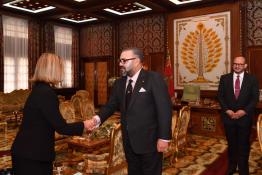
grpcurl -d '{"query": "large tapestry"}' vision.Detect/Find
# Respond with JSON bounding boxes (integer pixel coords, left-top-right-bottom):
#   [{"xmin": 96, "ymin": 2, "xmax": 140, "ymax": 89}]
[{"xmin": 174, "ymin": 11, "xmax": 231, "ymax": 90}]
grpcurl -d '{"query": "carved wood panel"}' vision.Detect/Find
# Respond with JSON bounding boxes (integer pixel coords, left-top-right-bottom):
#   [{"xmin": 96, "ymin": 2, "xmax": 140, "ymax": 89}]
[
  {"xmin": 247, "ymin": 0, "xmax": 262, "ymax": 46},
  {"xmin": 144, "ymin": 52, "xmax": 165, "ymax": 74},
  {"xmin": 119, "ymin": 14, "xmax": 165, "ymax": 55},
  {"xmin": 84, "ymin": 62, "xmax": 95, "ymax": 101},
  {"xmin": 83, "ymin": 58, "xmax": 109, "ymax": 107},
  {"xmin": 248, "ymin": 46, "xmax": 262, "ymax": 88},
  {"xmin": 96, "ymin": 62, "xmax": 108, "ymax": 105},
  {"xmin": 190, "ymin": 108, "xmax": 225, "ymax": 138},
  {"xmin": 80, "ymin": 23, "xmax": 113, "ymax": 57}
]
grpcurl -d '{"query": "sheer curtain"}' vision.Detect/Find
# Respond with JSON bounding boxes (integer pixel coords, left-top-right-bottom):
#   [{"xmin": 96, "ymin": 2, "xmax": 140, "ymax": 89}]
[
  {"xmin": 3, "ymin": 16, "xmax": 28, "ymax": 93},
  {"xmin": 54, "ymin": 26, "xmax": 73, "ymax": 88}
]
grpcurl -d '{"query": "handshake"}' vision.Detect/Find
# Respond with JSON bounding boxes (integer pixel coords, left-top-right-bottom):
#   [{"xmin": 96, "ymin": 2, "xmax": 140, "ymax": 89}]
[{"xmin": 83, "ymin": 117, "xmax": 98, "ymax": 131}]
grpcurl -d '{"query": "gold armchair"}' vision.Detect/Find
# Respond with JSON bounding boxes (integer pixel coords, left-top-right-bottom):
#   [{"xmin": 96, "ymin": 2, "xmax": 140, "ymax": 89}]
[
  {"xmin": 163, "ymin": 111, "xmax": 177, "ymax": 162},
  {"xmin": 59, "ymin": 101, "xmax": 76, "ymax": 123},
  {"xmin": 71, "ymin": 90, "xmax": 95, "ymax": 120},
  {"xmin": 171, "ymin": 105, "xmax": 191, "ymax": 162},
  {"xmin": 257, "ymin": 114, "xmax": 262, "ymax": 152},
  {"xmin": 83, "ymin": 123, "xmax": 127, "ymax": 175},
  {"xmin": 0, "ymin": 121, "xmax": 7, "ymax": 139}
]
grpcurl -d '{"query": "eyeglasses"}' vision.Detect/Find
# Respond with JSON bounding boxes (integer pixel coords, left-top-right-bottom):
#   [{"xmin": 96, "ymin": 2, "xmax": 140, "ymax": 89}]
[
  {"xmin": 118, "ymin": 58, "xmax": 136, "ymax": 64},
  {"xmin": 233, "ymin": 63, "xmax": 245, "ymax": 66}
]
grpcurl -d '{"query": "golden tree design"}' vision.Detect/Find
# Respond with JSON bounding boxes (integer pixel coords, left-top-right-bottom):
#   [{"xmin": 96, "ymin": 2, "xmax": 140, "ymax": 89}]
[{"xmin": 181, "ymin": 22, "xmax": 222, "ymax": 83}]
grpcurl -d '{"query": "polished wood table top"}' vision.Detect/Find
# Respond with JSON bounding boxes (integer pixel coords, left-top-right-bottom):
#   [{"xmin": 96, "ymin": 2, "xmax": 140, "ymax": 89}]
[{"xmin": 67, "ymin": 136, "xmax": 110, "ymax": 150}]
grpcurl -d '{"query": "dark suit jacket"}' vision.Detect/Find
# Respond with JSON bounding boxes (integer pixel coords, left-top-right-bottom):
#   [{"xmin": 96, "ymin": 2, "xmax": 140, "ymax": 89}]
[
  {"xmin": 98, "ymin": 69, "xmax": 172, "ymax": 154},
  {"xmin": 11, "ymin": 82, "xmax": 84, "ymax": 161},
  {"xmin": 217, "ymin": 72, "xmax": 259, "ymax": 123}
]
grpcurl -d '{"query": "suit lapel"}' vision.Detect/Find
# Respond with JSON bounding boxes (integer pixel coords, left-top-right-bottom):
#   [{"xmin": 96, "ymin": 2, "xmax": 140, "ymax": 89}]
[
  {"xmin": 229, "ymin": 73, "xmax": 236, "ymax": 100},
  {"xmin": 121, "ymin": 76, "xmax": 128, "ymax": 111},
  {"xmin": 127, "ymin": 69, "xmax": 146, "ymax": 110},
  {"xmin": 238, "ymin": 72, "xmax": 248, "ymax": 100}
]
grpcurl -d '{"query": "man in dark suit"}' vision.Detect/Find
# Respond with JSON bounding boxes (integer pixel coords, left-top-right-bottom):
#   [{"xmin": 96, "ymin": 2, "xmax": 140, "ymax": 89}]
[
  {"xmin": 217, "ymin": 56, "xmax": 259, "ymax": 175},
  {"xmin": 88, "ymin": 47, "xmax": 172, "ymax": 175}
]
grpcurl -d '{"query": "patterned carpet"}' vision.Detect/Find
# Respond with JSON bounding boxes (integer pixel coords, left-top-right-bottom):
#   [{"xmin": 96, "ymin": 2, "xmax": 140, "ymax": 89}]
[
  {"xmin": 163, "ymin": 135, "xmax": 227, "ymax": 175},
  {"xmin": 249, "ymin": 140, "xmax": 262, "ymax": 174},
  {"xmin": 0, "ymin": 128, "xmax": 262, "ymax": 174},
  {"xmin": 163, "ymin": 135, "xmax": 262, "ymax": 175}
]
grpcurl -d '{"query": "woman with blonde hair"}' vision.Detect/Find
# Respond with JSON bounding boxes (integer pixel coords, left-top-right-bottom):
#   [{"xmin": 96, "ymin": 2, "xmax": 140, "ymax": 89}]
[{"xmin": 11, "ymin": 53, "xmax": 93, "ymax": 175}]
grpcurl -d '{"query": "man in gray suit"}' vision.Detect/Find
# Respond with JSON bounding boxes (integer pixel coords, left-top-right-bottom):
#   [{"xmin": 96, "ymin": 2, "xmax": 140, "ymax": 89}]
[
  {"xmin": 87, "ymin": 47, "xmax": 172, "ymax": 175},
  {"xmin": 218, "ymin": 56, "xmax": 259, "ymax": 175}
]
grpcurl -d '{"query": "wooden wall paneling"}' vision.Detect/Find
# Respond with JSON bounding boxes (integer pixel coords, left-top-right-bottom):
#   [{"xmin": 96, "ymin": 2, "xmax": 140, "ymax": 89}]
[
  {"xmin": 118, "ymin": 14, "xmax": 165, "ymax": 55},
  {"xmin": 112, "ymin": 22, "xmax": 119, "ymax": 77},
  {"xmin": 96, "ymin": 62, "xmax": 108, "ymax": 105},
  {"xmin": 143, "ymin": 52, "xmax": 165, "ymax": 74},
  {"xmin": 149, "ymin": 52, "xmax": 165, "ymax": 74},
  {"xmin": 248, "ymin": 46, "xmax": 262, "ymax": 88},
  {"xmin": 80, "ymin": 23, "xmax": 113, "ymax": 57},
  {"xmin": 81, "ymin": 56, "xmax": 112, "ymax": 107},
  {"xmin": 247, "ymin": 0, "xmax": 262, "ymax": 47},
  {"xmin": 143, "ymin": 54, "xmax": 151, "ymax": 71},
  {"xmin": 84, "ymin": 62, "xmax": 95, "ymax": 102}
]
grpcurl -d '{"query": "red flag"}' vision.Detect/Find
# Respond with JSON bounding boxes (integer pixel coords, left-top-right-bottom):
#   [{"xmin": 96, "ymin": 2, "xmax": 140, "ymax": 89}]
[{"xmin": 164, "ymin": 56, "xmax": 174, "ymax": 97}]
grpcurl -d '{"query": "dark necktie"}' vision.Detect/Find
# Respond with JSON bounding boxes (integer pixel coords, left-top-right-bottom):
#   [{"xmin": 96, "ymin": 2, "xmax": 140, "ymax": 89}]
[
  {"xmin": 235, "ymin": 75, "xmax": 240, "ymax": 99},
  {"xmin": 125, "ymin": 79, "xmax": 133, "ymax": 108}
]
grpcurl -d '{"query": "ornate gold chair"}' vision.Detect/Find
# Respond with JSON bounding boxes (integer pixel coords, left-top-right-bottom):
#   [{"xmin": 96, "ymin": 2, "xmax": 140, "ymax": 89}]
[
  {"xmin": 59, "ymin": 100, "xmax": 76, "ymax": 123},
  {"xmin": 163, "ymin": 110, "xmax": 177, "ymax": 163},
  {"xmin": 257, "ymin": 114, "xmax": 262, "ymax": 152},
  {"xmin": 71, "ymin": 90, "xmax": 95, "ymax": 120},
  {"xmin": 0, "ymin": 121, "xmax": 7, "ymax": 139},
  {"xmin": 83, "ymin": 123, "xmax": 127, "ymax": 175},
  {"xmin": 55, "ymin": 100, "xmax": 76, "ymax": 143},
  {"xmin": 171, "ymin": 105, "xmax": 191, "ymax": 162},
  {"xmin": 0, "ymin": 89, "xmax": 30, "ymax": 125}
]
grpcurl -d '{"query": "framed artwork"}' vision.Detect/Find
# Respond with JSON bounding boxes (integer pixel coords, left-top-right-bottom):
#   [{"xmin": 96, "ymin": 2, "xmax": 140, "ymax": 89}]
[{"xmin": 174, "ymin": 11, "xmax": 231, "ymax": 90}]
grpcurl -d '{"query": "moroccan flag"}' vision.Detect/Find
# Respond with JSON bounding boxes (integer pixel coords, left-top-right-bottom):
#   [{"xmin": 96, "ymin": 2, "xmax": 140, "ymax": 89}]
[{"xmin": 164, "ymin": 56, "xmax": 174, "ymax": 97}]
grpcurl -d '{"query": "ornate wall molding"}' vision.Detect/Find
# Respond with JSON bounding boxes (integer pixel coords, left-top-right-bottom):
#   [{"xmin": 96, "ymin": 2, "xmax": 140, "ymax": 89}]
[
  {"xmin": 80, "ymin": 23, "xmax": 113, "ymax": 57},
  {"xmin": 119, "ymin": 14, "xmax": 165, "ymax": 54},
  {"xmin": 247, "ymin": 0, "xmax": 262, "ymax": 46}
]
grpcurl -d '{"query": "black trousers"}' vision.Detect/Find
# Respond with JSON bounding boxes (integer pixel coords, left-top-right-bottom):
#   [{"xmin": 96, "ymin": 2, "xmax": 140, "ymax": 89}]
[
  {"xmin": 12, "ymin": 154, "xmax": 52, "ymax": 175},
  {"xmin": 224, "ymin": 118, "xmax": 252, "ymax": 175},
  {"xmin": 123, "ymin": 134, "xmax": 162, "ymax": 175}
]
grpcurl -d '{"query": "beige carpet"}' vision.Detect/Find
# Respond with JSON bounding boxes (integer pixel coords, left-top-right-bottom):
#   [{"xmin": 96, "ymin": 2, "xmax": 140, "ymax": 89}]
[{"xmin": 163, "ymin": 135, "xmax": 227, "ymax": 175}]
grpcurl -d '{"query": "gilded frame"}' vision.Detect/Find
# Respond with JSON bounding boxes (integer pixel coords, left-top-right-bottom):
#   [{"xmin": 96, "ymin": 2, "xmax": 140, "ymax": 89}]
[{"xmin": 173, "ymin": 11, "xmax": 231, "ymax": 90}]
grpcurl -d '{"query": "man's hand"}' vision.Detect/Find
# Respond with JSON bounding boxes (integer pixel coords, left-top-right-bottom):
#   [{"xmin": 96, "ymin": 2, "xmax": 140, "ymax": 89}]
[
  {"xmin": 157, "ymin": 139, "xmax": 169, "ymax": 152},
  {"xmin": 233, "ymin": 110, "xmax": 246, "ymax": 119},
  {"xmin": 226, "ymin": 110, "xmax": 235, "ymax": 119},
  {"xmin": 83, "ymin": 118, "xmax": 97, "ymax": 131}
]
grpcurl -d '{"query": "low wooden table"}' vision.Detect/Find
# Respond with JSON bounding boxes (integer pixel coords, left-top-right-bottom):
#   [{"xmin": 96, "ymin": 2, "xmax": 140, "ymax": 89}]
[{"xmin": 66, "ymin": 137, "xmax": 110, "ymax": 153}]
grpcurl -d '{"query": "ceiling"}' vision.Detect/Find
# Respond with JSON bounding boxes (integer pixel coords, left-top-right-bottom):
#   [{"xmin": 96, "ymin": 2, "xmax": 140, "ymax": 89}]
[{"xmin": 1, "ymin": 0, "xmax": 225, "ymax": 25}]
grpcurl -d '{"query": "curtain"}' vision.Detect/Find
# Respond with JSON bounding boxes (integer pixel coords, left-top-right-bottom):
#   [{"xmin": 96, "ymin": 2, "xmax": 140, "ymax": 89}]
[
  {"xmin": 3, "ymin": 15, "xmax": 28, "ymax": 93},
  {"xmin": 43, "ymin": 22, "xmax": 55, "ymax": 53},
  {"xmin": 54, "ymin": 25, "xmax": 73, "ymax": 88},
  {"xmin": 72, "ymin": 28, "xmax": 79, "ymax": 88},
  {"xmin": 28, "ymin": 19, "xmax": 40, "ymax": 87}
]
